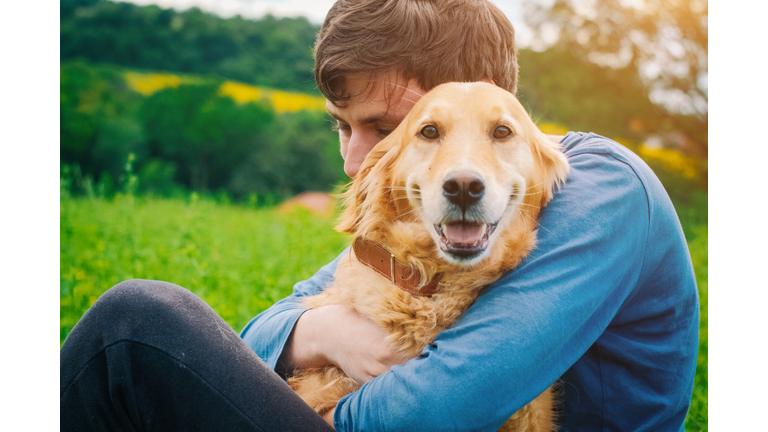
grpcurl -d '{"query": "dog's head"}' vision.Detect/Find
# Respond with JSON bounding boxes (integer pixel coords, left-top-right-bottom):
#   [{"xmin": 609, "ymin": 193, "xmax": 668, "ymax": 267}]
[{"xmin": 338, "ymin": 82, "xmax": 569, "ymax": 267}]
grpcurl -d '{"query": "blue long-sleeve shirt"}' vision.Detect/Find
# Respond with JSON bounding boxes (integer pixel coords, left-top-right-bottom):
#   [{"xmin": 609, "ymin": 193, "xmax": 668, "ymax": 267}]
[{"xmin": 241, "ymin": 132, "xmax": 699, "ymax": 431}]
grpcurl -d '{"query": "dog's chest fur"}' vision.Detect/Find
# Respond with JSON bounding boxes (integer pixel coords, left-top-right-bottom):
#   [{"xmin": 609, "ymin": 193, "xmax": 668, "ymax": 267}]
[
  {"xmin": 304, "ymin": 259, "xmax": 479, "ymax": 357},
  {"xmin": 292, "ymin": 220, "xmax": 556, "ymax": 431},
  {"xmin": 302, "ymin": 218, "xmax": 538, "ymax": 357}
]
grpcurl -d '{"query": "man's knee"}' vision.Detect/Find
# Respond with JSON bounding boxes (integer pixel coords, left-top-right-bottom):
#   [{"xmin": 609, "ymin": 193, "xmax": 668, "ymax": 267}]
[
  {"xmin": 77, "ymin": 279, "xmax": 205, "ymax": 342},
  {"xmin": 101, "ymin": 279, "xmax": 193, "ymax": 312}
]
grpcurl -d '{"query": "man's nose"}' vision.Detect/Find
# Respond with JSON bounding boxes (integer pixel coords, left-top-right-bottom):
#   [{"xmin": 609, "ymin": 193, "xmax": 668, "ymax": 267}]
[
  {"xmin": 442, "ymin": 171, "xmax": 485, "ymax": 211},
  {"xmin": 344, "ymin": 133, "xmax": 379, "ymax": 178}
]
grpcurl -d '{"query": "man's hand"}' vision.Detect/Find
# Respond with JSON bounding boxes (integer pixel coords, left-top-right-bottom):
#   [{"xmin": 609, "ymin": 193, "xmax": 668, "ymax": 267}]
[
  {"xmin": 282, "ymin": 304, "xmax": 411, "ymax": 384},
  {"xmin": 323, "ymin": 406, "xmax": 336, "ymax": 428}
]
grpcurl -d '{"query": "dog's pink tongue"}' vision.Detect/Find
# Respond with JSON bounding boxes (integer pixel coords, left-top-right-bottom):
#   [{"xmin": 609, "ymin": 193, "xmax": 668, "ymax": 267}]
[{"xmin": 444, "ymin": 223, "xmax": 484, "ymax": 245}]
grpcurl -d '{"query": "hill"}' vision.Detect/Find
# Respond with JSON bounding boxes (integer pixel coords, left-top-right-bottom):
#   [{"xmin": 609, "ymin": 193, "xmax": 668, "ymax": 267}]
[
  {"xmin": 61, "ymin": 60, "xmax": 342, "ymax": 200},
  {"xmin": 61, "ymin": 0, "xmax": 320, "ymax": 93}
]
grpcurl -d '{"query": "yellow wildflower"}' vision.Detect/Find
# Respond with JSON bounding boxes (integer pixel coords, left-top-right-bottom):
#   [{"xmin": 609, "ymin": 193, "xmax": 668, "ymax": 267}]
[
  {"xmin": 219, "ymin": 81, "xmax": 265, "ymax": 103},
  {"xmin": 537, "ymin": 122, "xmax": 570, "ymax": 136},
  {"xmin": 125, "ymin": 72, "xmax": 181, "ymax": 95},
  {"xmin": 638, "ymin": 144, "xmax": 699, "ymax": 179},
  {"xmin": 219, "ymin": 81, "xmax": 325, "ymax": 113}
]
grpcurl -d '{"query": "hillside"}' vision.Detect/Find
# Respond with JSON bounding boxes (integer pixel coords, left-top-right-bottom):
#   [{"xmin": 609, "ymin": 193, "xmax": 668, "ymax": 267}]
[
  {"xmin": 61, "ymin": 60, "xmax": 342, "ymax": 200},
  {"xmin": 61, "ymin": 0, "xmax": 320, "ymax": 93}
]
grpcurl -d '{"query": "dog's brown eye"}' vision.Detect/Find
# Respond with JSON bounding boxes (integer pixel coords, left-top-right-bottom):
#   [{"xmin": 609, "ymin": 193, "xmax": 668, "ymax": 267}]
[
  {"xmin": 420, "ymin": 125, "xmax": 439, "ymax": 140},
  {"xmin": 493, "ymin": 125, "xmax": 513, "ymax": 139}
]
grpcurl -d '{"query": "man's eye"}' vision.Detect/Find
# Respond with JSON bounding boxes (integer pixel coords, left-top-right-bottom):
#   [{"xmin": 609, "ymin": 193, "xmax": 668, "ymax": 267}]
[
  {"xmin": 332, "ymin": 122, "xmax": 351, "ymax": 133},
  {"xmin": 377, "ymin": 129, "xmax": 393, "ymax": 137}
]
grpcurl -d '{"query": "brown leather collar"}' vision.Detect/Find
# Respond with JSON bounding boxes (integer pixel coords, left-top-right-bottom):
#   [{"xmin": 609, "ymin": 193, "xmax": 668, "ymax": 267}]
[{"xmin": 352, "ymin": 237, "xmax": 440, "ymax": 297}]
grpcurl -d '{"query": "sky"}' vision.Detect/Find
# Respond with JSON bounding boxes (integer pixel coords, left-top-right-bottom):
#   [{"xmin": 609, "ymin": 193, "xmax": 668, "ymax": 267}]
[{"xmin": 122, "ymin": 0, "xmax": 535, "ymax": 45}]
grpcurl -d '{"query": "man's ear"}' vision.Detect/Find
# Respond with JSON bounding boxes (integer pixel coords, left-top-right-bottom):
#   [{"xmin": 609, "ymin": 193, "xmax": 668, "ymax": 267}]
[
  {"xmin": 336, "ymin": 129, "xmax": 404, "ymax": 234},
  {"xmin": 480, "ymin": 78, "xmax": 496, "ymax": 86}
]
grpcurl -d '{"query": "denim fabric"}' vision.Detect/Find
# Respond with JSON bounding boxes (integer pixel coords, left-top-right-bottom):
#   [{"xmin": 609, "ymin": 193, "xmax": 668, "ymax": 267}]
[{"xmin": 60, "ymin": 279, "xmax": 334, "ymax": 432}]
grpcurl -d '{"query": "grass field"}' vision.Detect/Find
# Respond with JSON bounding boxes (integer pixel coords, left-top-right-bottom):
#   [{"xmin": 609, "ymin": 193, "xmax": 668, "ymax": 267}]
[
  {"xmin": 60, "ymin": 193, "xmax": 708, "ymax": 430},
  {"xmin": 59, "ymin": 194, "xmax": 350, "ymax": 342}
]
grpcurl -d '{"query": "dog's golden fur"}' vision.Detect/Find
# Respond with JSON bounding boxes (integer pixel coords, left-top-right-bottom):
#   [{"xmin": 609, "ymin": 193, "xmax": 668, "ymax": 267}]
[{"xmin": 288, "ymin": 82, "xmax": 569, "ymax": 431}]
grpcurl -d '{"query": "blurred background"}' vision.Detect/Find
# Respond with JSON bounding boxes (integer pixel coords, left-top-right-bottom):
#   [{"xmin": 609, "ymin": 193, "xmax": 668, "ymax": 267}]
[
  {"xmin": 60, "ymin": 0, "xmax": 707, "ymax": 213},
  {"xmin": 59, "ymin": 0, "xmax": 707, "ymax": 429}
]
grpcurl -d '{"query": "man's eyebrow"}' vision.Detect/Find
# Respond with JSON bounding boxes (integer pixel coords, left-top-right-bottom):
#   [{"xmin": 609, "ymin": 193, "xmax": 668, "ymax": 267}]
[
  {"xmin": 359, "ymin": 114, "xmax": 389, "ymax": 125},
  {"xmin": 326, "ymin": 109, "xmax": 343, "ymax": 121},
  {"xmin": 325, "ymin": 108, "xmax": 397, "ymax": 125}
]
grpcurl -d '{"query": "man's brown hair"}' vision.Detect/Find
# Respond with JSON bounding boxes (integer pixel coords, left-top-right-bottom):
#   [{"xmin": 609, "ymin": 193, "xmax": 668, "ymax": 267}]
[{"xmin": 314, "ymin": 0, "xmax": 518, "ymax": 105}]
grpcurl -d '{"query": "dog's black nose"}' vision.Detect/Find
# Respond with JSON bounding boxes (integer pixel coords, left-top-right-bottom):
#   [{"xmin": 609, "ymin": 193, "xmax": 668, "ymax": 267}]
[{"xmin": 442, "ymin": 172, "xmax": 485, "ymax": 211}]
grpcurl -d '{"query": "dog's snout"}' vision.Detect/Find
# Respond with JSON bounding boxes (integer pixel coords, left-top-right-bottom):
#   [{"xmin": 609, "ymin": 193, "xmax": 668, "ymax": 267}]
[{"xmin": 442, "ymin": 172, "xmax": 485, "ymax": 211}]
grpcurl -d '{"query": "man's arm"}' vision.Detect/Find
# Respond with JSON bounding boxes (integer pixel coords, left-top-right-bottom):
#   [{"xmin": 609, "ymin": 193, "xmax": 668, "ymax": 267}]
[
  {"xmin": 241, "ymin": 250, "xmax": 410, "ymax": 383},
  {"xmin": 244, "ymin": 135, "xmax": 696, "ymax": 431},
  {"xmin": 280, "ymin": 304, "xmax": 411, "ymax": 383},
  {"xmin": 330, "ymin": 144, "xmax": 662, "ymax": 431},
  {"xmin": 240, "ymin": 253, "xmax": 344, "ymax": 373}
]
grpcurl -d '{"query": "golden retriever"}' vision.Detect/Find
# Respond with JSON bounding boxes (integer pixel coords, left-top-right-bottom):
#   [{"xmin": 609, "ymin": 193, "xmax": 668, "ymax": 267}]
[{"xmin": 288, "ymin": 82, "xmax": 570, "ymax": 432}]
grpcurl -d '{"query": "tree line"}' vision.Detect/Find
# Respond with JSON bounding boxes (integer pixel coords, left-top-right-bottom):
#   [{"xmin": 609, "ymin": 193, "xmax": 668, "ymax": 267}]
[
  {"xmin": 61, "ymin": 0, "xmax": 319, "ymax": 94},
  {"xmin": 60, "ymin": 0, "xmax": 706, "ymax": 205},
  {"xmin": 61, "ymin": 60, "xmax": 344, "ymax": 202}
]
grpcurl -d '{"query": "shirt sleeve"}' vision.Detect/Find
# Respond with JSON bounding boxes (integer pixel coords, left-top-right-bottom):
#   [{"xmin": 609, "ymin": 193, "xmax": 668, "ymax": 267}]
[
  {"xmin": 240, "ymin": 249, "xmax": 348, "ymax": 372},
  {"xmin": 333, "ymin": 150, "xmax": 651, "ymax": 431}
]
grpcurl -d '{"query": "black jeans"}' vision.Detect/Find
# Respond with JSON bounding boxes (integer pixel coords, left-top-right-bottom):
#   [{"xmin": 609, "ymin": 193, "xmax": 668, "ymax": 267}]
[{"xmin": 60, "ymin": 279, "xmax": 334, "ymax": 432}]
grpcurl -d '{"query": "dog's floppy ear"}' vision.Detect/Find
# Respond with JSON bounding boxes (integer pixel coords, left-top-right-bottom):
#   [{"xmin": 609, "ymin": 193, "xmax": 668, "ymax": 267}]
[
  {"xmin": 336, "ymin": 126, "xmax": 406, "ymax": 235},
  {"xmin": 528, "ymin": 129, "xmax": 570, "ymax": 207}
]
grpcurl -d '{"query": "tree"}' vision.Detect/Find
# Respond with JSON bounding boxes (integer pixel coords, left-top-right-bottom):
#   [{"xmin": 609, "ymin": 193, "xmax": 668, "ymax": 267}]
[
  {"xmin": 60, "ymin": 60, "xmax": 146, "ymax": 179},
  {"xmin": 228, "ymin": 110, "xmax": 345, "ymax": 200},
  {"xmin": 517, "ymin": 47, "xmax": 661, "ymax": 143},
  {"xmin": 60, "ymin": 0, "xmax": 101, "ymax": 18},
  {"xmin": 60, "ymin": 2, "xmax": 320, "ymax": 93},
  {"xmin": 140, "ymin": 83, "xmax": 275, "ymax": 191},
  {"xmin": 525, "ymin": 0, "xmax": 707, "ymax": 152}
]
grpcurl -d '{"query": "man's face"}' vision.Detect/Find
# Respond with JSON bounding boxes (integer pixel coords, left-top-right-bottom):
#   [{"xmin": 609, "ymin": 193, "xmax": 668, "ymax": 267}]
[{"xmin": 325, "ymin": 76, "xmax": 426, "ymax": 178}]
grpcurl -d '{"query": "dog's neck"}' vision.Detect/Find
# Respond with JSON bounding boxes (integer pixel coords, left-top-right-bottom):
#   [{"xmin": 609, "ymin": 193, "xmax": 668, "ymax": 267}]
[
  {"xmin": 350, "ymin": 206, "xmax": 540, "ymax": 300},
  {"xmin": 352, "ymin": 237, "xmax": 440, "ymax": 297}
]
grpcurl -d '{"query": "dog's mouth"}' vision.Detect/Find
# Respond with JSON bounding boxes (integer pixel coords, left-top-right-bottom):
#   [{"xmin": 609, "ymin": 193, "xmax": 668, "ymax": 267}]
[{"xmin": 434, "ymin": 221, "xmax": 498, "ymax": 260}]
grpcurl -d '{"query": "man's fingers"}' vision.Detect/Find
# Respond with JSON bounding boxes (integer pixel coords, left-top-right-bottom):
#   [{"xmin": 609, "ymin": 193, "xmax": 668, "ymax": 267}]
[
  {"xmin": 306, "ymin": 304, "xmax": 421, "ymax": 384},
  {"xmin": 323, "ymin": 406, "xmax": 336, "ymax": 428}
]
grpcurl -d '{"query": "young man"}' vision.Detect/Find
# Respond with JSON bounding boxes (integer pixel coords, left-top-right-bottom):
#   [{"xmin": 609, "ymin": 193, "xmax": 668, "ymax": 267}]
[
  {"xmin": 60, "ymin": 1, "xmax": 698, "ymax": 431},
  {"xmin": 240, "ymin": 0, "xmax": 699, "ymax": 430}
]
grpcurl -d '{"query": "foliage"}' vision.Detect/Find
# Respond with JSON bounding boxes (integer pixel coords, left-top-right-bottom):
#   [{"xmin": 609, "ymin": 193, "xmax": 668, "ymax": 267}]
[
  {"xmin": 227, "ymin": 110, "xmax": 344, "ymax": 199},
  {"xmin": 517, "ymin": 47, "xmax": 661, "ymax": 144},
  {"xmin": 638, "ymin": 144, "xmax": 701, "ymax": 179},
  {"xmin": 525, "ymin": 0, "xmax": 707, "ymax": 113},
  {"xmin": 523, "ymin": 0, "xmax": 707, "ymax": 155},
  {"xmin": 61, "ymin": 60, "xmax": 344, "ymax": 199},
  {"xmin": 60, "ymin": 60, "xmax": 147, "ymax": 180},
  {"xmin": 684, "ymin": 225, "xmax": 707, "ymax": 431},
  {"xmin": 140, "ymin": 82, "xmax": 275, "ymax": 191},
  {"xmin": 60, "ymin": 0, "xmax": 319, "ymax": 93}
]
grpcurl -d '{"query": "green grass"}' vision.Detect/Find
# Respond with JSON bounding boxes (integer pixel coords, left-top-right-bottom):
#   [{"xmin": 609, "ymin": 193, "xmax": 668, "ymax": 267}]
[
  {"xmin": 60, "ymin": 194, "xmax": 708, "ymax": 430},
  {"xmin": 684, "ymin": 225, "xmax": 708, "ymax": 431},
  {"xmin": 60, "ymin": 193, "xmax": 350, "ymax": 343}
]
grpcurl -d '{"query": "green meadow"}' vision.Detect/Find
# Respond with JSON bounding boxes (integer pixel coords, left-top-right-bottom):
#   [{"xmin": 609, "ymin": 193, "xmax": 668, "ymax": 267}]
[
  {"xmin": 59, "ymin": 191, "xmax": 708, "ymax": 430},
  {"xmin": 60, "ymin": 193, "xmax": 350, "ymax": 342}
]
